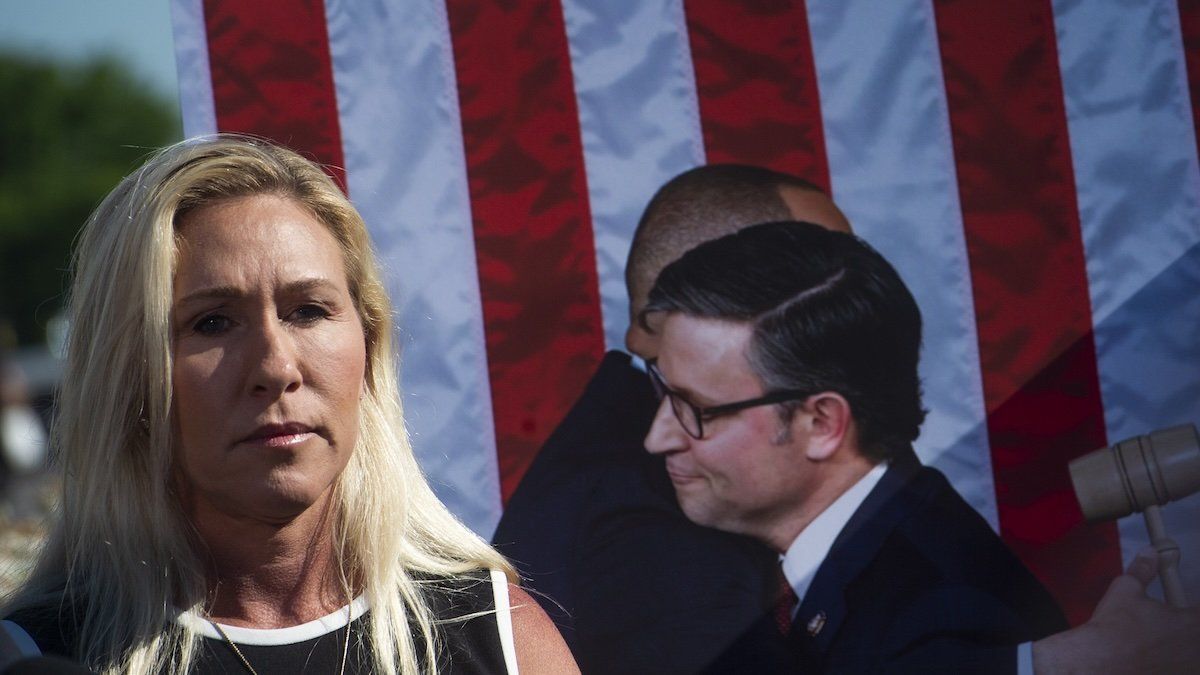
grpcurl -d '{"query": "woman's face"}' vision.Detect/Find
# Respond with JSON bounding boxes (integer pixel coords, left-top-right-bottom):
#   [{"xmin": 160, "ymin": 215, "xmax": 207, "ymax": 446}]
[{"xmin": 171, "ymin": 194, "xmax": 367, "ymax": 525}]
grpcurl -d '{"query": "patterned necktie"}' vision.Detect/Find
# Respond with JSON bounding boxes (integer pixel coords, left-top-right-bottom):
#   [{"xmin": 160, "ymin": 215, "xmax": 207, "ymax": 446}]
[{"xmin": 774, "ymin": 568, "xmax": 799, "ymax": 635}]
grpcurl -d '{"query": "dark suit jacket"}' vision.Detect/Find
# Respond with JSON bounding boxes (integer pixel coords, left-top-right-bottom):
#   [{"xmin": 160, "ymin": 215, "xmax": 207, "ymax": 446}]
[
  {"xmin": 492, "ymin": 351, "xmax": 780, "ymax": 674},
  {"xmin": 787, "ymin": 449, "xmax": 1068, "ymax": 674}
]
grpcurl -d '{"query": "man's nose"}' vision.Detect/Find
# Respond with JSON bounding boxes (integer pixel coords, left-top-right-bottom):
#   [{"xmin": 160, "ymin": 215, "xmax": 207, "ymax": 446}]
[{"xmin": 645, "ymin": 396, "xmax": 688, "ymax": 455}]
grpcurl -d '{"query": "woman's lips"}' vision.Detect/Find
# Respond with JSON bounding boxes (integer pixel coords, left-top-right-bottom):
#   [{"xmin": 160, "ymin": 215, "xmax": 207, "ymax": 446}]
[
  {"xmin": 252, "ymin": 431, "xmax": 315, "ymax": 448},
  {"xmin": 240, "ymin": 423, "xmax": 316, "ymax": 448}
]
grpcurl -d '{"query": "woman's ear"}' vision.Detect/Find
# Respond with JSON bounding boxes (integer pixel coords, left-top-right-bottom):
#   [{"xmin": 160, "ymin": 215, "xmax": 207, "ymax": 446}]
[{"xmin": 800, "ymin": 392, "xmax": 852, "ymax": 462}]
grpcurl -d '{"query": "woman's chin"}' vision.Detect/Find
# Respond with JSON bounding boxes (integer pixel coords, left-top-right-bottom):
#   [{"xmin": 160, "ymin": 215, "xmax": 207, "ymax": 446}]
[{"xmin": 185, "ymin": 474, "xmax": 338, "ymax": 529}]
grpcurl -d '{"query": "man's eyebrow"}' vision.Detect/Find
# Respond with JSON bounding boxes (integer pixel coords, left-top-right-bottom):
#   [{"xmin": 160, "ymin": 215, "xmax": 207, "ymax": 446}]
[
  {"xmin": 673, "ymin": 385, "xmax": 714, "ymax": 408},
  {"xmin": 659, "ymin": 370, "xmax": 712, "ymax": 407}
]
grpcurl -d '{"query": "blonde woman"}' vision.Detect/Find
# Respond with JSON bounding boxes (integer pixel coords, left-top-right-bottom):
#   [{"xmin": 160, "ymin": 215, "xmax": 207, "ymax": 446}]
[{"xmin": 0, "ymin": 137, "xmax": 576, "ymax": 674}]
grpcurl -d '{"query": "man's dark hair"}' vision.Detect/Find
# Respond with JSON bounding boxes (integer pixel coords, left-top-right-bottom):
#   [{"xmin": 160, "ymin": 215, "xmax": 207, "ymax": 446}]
[{"xmin": 644, "ymin": 221, "xmax": 926, "ymax": 462}]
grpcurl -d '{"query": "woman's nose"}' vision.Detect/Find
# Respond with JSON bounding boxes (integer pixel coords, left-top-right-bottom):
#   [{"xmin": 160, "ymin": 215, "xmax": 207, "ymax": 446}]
[{"xmin": 247, "ymin": 319, "xmax": 302, "ymax": 397}]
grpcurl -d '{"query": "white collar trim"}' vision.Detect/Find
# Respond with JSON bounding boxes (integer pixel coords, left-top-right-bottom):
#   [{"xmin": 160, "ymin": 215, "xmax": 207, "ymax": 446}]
[{"xmin": 175, "ymin": 595, "xmax": 369, "ymax": 646}]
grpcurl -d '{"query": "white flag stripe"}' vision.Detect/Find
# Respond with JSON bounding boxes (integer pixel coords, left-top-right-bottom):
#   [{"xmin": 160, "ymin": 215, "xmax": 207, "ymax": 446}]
[
  {"xmin": 1056, "ymin": 0, "xmax": 1200, "ymax": 323},
  {"xmin": 806, "ymin": 0, "xmax": 998, "ymax": 527},
  {"xmin": 561, "ymin": 0, "xmax": 706, "ymax": 351},
  {"xmin": 169, "ymin": 0, "xmax": 216, "ymax": 138},
  {"xmin": 324, "ymin": 0, "xmax": 503, "ymax": 536},
  {"xmin": 1054, "ymin": 0, "xmax": 1200, "ymax": 596}
]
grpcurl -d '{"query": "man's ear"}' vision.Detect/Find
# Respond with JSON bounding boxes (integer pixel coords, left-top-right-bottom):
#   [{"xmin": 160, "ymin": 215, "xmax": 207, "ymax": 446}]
[{"xmin": 799, "ymin": 392, "xmax": 851, "ymax": 462}]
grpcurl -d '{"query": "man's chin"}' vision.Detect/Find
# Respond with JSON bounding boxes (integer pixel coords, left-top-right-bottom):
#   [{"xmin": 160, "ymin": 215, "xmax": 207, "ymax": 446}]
[
  {"xmin": 677, "ymin": 495, "xmax": 763, "ymax": 542},
  {"xmin": 676, "ymin": 493, "xmax": 721, "ymax": 530}
]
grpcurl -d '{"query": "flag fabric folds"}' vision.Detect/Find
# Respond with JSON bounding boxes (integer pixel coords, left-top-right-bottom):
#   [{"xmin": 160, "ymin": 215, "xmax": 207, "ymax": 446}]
[{"xmin": 172, "ymin": 0, "xmax": 1200, "ymax": 624}]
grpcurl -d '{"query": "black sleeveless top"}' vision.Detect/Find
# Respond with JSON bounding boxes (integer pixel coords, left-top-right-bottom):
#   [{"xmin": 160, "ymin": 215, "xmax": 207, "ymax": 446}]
[{"xmin": 5, "ymin": 571, "xmax": 512, "ymax": 674}]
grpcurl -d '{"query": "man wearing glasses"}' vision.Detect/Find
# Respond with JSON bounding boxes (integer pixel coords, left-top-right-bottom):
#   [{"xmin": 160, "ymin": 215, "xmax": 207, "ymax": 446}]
[
  {"xmin": 493, "ymin": 165, "xmax": 852, "ymax": 673},
  {"xmin": 499, "ymin": 172, "xmax": 1199, "ymax": 672},
  {"xmin": 643, "ymin": 220, "xmax": 1068, "ymax": 672}
]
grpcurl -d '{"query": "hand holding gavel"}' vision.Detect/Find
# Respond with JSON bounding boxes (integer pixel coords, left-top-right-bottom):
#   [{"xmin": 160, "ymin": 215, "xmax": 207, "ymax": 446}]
[{"xmin": 1069, "ymin": 423, "xmax": 1199, "ymax": 608}]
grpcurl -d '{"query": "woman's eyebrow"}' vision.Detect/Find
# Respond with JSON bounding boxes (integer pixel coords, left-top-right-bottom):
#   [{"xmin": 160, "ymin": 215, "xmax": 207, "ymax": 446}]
[
  {"xmin": 175, "ymin": 285, "xmax": 243, "ymax": 306},
  {"xmin": 278, "ymin": 277, "xmax": 340, "ymax": 295},
  {"xmin": 175, "ymin": 278, "xmax": 340, "ymax": 306}
]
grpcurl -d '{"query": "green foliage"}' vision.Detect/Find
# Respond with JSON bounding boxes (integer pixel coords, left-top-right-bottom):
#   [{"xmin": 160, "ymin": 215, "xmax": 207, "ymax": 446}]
[{"xmin": 0, "ymin": 52, "xmax": 180, "ymax": 346}]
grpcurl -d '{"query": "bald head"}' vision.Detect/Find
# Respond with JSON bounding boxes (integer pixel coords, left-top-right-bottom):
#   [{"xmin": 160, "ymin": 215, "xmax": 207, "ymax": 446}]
[{"xmin": 624, "ymin": 164, "xmax": 851, "ymax": 357}]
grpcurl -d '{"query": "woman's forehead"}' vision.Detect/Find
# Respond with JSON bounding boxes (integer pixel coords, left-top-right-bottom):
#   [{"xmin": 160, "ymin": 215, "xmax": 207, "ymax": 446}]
[{"xmin": 173, "ymin": 195, "xmax": 350, "ymax": 297}]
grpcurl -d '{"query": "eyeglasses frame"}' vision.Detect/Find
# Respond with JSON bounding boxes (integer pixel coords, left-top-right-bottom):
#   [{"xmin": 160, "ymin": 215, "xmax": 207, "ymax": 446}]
[{"xmin": 647, "ymin": 362, "xmax": 811, "ymax": 440}]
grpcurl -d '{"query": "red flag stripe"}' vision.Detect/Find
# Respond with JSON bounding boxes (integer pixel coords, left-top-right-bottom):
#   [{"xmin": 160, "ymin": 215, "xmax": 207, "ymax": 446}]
[
  {"xmin": 445, "ymin": 0, "xmax": 606, "ymax": 502},
  {"xmin": 683, "ymin": 0, "xmax": 830, "ymax": 191},
  {"xmin": 1179, "ymin": 1, "xmax": 1200, "ymax": 159},
  {"xmin": 931, "ymin": 0, "xmax": 1120, "ymax": 624},
  {"xmin": 202, "ymin": 0, "xmax": 346, "ymax": 190}
]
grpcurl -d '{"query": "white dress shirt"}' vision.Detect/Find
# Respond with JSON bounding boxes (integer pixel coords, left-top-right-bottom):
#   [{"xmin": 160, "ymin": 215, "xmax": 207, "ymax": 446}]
[{"xmin": 781, "ymin": 461, "xmax": 888, "ymax": 605}]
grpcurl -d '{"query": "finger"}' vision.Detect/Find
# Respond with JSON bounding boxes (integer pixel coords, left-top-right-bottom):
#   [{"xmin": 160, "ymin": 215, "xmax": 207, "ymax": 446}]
[
  {"xmin": 1091, "ymin": 549, "xmax": 1160, "ymax": 619},
  {"xmin": 1125, "ymin": 547, "xmax": 1159, "ymax": 587}
]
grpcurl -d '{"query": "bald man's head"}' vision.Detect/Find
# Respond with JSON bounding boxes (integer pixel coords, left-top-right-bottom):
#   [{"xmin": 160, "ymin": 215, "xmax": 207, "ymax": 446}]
[{"xmin": 624, "ymin": 164, "xmax": 851, "ymax": 358}]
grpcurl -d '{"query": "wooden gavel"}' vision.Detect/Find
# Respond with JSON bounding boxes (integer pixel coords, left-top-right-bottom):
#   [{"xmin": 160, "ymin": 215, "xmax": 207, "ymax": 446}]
[{"xmin": 1069, "ymin": 423, "xmax": 1199, "ymax": 608}]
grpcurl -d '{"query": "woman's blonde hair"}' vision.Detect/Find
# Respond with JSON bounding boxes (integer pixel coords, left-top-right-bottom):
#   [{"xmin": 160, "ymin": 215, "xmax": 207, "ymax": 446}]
[{"xmin": 3, "ymin": 135, "xmax": 512, "ymax": 674}]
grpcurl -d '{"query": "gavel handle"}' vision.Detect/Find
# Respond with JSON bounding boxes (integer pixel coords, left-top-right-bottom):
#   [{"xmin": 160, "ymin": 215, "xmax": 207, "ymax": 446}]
[{"xmin": 1143, "ymin": 504, "xmax": 1189, "ymax": 608}]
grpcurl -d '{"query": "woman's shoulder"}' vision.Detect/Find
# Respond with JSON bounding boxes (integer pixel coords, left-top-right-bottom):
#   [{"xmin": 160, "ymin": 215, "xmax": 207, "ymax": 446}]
[
  {"xmin": 416, "ymin": 568, "xmax": 579, "ymax": 674},
  {"xmin": 417, "ymin": 567, "xmax": 506, "ymax": 619},
  {"xmin": 413, "ymin": 568, "xmax": 519, "ymax": 674}
]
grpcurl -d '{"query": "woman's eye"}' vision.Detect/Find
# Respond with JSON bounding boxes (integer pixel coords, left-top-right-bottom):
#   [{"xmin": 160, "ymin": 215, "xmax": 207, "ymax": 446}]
[
  {"xmin": 193, "ymin": 314, "xmax": 232, "ymax": 336},
  {"xmin": 290, "ymin": 304, "xmax": 330, "ymax": 324}
]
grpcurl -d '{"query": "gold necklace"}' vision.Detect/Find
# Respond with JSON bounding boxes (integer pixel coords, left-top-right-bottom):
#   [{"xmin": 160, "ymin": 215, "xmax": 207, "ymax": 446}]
[{"xmin": 211, "ymin": 601, "xmax": 353, "ymax": 675}]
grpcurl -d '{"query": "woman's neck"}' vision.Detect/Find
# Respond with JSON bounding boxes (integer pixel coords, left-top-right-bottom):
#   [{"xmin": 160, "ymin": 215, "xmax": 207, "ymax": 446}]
[{"xmin": 190, "ymin": 493, "xmax": 350, "ymax": 628}]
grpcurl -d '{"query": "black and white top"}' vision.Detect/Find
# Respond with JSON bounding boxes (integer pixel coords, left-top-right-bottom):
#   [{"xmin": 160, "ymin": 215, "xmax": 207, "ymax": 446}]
[{"xmin": 1, "ymin": 569, "xmax": 518, "ymax": 674}]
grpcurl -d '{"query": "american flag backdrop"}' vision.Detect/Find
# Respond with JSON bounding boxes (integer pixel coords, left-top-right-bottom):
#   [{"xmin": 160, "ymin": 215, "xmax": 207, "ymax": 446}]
[{"xmin": 170, "ymin": 0, "xmax": 1200, "ymax": 625}]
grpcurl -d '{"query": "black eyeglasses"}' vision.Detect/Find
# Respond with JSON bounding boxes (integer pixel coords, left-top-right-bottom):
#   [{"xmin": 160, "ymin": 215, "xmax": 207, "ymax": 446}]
[{"xmin": 647, "ymin": 362, "xmax": 810, "ymax": 440}]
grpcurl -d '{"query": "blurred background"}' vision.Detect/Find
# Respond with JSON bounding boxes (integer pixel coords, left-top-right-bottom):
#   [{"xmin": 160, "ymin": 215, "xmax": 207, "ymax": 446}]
[{"xmin": 0, "ymin": 0, "xmax": 181, "ymax": 592}]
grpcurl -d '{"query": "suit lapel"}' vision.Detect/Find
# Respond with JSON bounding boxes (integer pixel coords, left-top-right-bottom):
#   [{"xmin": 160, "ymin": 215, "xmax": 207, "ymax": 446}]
[{"xmin": 789, "ymin": 448, "xmax": 924, "ymax": 662}]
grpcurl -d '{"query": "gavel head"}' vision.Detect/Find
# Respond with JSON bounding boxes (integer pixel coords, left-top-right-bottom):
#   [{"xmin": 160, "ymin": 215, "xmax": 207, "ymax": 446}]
[{"xmin": 1069, "ymin": 424, "xmax": 1200, "ymax": 522}]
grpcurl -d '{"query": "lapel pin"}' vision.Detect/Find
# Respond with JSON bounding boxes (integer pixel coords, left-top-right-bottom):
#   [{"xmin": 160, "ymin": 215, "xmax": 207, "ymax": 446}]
[{"xmin": 806, "ymin": 611, "xmax": 827, "ymax": 636}]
